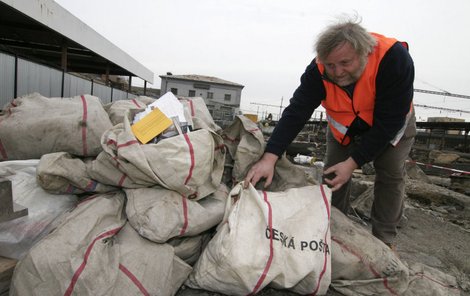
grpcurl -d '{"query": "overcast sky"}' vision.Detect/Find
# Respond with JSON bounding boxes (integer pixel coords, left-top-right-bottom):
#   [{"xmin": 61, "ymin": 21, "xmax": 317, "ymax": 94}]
[{"xmin": 55, "ymin": 0, "xmax": 470, "ymax": 121}]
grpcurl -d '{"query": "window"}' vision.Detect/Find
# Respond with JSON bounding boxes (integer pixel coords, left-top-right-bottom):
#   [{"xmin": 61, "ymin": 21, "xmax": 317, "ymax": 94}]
[
  {"xmin": 224, "ymin": 94, "xmax": 231, "ymax": 101},
  {"xmin": 188, "ymin": 90, "xmax": 196, "ymax": 97},
  {"xmin": 170, "ymin": 88, "xmax": 178, "ymax": 95},
  {"xmin": 207, "ymin": 92, "xmax": 214, "ymax": 99}
]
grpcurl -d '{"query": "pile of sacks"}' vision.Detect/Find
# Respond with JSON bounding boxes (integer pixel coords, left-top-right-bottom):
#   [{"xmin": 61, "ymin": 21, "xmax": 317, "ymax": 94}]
[{"xmin": 0, "ymin": 93, "xmax": 461, "ymax": 295}]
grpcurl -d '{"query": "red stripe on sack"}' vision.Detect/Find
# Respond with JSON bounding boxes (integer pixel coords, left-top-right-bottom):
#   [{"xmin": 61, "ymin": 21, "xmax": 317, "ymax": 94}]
[
  {"xmin": 248, "ymin": 128, "xmax": 260, "ymax": 133},
  {"xmin": 118, "ymin": 174, "xmax": 127, "ymax": 187},
  {"xmin": 188, "ymin": 100, "xmax": 195, "ymax": 116},
  {"xmin": 119, "ymin": 264, "xmax": 150, "ymax": 296},
  {"xmin": 309, "ymin": 185, "xmax": 331, "ymax": 296},
  {"xmin": 179, "ymin": 195, "xmax": 189, "ymax": 235},
  {"xmin": 331, "ymin": 237, "xmax": 398, "ymax": 296},
  {"xmin": 131, "ymin": 99, "xmax": 142, "ymax": 108},
  {"xmin": 250, "ymin": 191, "xmax": 274, "ymax": 295},
  {"xmin": 107, "ymin": 139, "xmax": 117, "ymax": 146},
  {"xmin": 0, "ymin": 139, "xmax": 8, "ymax": 160},
  {"xmin": 65, "ymin": 184, "xmax": 75, "ymax": 194},
  {"xmin": 80, "ymin": 95, "xmax": 89, "ymax": 156},
  {"xmin": 64, "ymin": 227, "xmax": 122, "ymax": 296},
  {"xmin": 214, "ymin": 144, "xmax": 226, "ymax": 151},
  {"xmin": 117, "ymin": 140, "xmax": 139, "ymax": 149},
  {"xmin": 221, "ymin": 135, "xmax": 240, "ymax": 143},
  {"xmin": 183, "ymin": 133, "xmax": 195, "ymax": 185}
]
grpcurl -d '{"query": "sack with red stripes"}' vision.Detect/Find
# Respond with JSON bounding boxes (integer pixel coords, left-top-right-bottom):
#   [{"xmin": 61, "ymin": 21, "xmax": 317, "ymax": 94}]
[
  {"xmin": 125, "ymin": 184, "xmax": 228, "ymax": 243},
  {"xmin": 186, "ymin": 183, "xmax": 332, "ymax": 295},
  {"xmin": 10, "ymin": 192, "xmax": 192, "ymax": 296},
  {"xmin": 104, "ymin": 97, "xmax": 151, "ymax": 126},
  {"xmin": 36, "ymin": 152, "xmax": 117, "ymax": 194},
  {"xmin": 222, "ymin": 115, "xmax": 316, "ymax": 190},
  {"xmin": 88, "ymin": 114, "xmax": 225, "ymax": 200},
  {"xmin": 0, "ymin": 93, "xmax": 113, "ymax": 160},
  {"xmin": 330, "ymin": 207, "xmax": 460, "ymax": 295},
  {"xmin": 178, "ymin": 96, "xmax": 222, "ymax": 132}
]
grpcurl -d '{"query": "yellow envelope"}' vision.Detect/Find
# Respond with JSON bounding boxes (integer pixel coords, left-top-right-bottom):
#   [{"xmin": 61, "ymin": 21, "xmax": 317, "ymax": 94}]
[{"xmin": 131, "ymin": 108, "xmax": 173, "ymax": 144}]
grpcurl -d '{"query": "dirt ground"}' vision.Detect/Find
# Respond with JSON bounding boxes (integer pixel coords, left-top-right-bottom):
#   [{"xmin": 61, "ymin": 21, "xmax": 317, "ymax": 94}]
[{"xmin": 176, "ymin": 191, "xmax": 470, "ymax": 296}]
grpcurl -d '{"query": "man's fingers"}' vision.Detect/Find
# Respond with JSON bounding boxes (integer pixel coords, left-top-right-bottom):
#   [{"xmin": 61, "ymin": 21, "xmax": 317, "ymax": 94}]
[
  {"xmin": 264, "ymin": 174, "xmax": 273, "ymax": 188},
  {"xmin": 323, "ymin": 166, "xmax": 333, "ymax": 175},
  {"xmin": 330, "ymin": 184, "xmax": 342, "ymax": 192}
]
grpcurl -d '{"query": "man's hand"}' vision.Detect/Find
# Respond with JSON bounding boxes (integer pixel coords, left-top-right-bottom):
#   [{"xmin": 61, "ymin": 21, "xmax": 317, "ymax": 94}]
[
  {"xmin": 243, "ymin": 152, "xmax": 279, "ymax": 188},
  {"xmin": 323, "ymin": 157, "xmax": 358, "ymax": 191}
]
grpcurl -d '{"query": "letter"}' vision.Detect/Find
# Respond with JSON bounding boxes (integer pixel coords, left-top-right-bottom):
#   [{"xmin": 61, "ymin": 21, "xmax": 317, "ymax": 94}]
[
  {"xmin": 265, "ymin": 227, "xmax": 271, "ymax": 239},
  {"xmin": 272, "ymin": 228, "xmax": 279, "ymax": 241},
  {"xmin": 310, "ymin": 240, "xmax": 318, "ymax": 251},
  {"xmin": 288, "ymin": 237, "xmax": 296, "ymax": 249},
  {"xmin": 280, "ymin": 232, "xmax": 287, "ymax": 247},
  {"xmin": 300, "ymin": 241, "xmax": 308, "ymax": 251}
]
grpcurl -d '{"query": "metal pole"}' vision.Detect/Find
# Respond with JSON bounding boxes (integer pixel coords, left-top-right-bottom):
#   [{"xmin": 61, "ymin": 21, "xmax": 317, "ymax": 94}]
[
  {"xmin": 278, "ymin": 97, "xmax": 283, "ymax": 119},
  {"xmin": 14, "ymin": 54, "xmax": 18, "ymax": 99}
]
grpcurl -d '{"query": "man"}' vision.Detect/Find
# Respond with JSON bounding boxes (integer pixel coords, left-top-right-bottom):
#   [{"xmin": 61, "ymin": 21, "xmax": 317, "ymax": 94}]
[{"xmin": 244, "ymin": 18, "xmax": 416, "ymax": 247}]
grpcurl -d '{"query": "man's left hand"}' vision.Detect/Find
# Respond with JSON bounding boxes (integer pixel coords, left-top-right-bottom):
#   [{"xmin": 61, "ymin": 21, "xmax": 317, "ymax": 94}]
[{"xmin": 323, "ymin": 157, "xmax": 358, "ymax": 191}]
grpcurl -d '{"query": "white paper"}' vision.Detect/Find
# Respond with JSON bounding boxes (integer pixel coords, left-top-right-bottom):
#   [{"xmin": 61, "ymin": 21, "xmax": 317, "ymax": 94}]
[{"xmin": 133, "ymin": 91, "xmax": 187, "ymax": 124}]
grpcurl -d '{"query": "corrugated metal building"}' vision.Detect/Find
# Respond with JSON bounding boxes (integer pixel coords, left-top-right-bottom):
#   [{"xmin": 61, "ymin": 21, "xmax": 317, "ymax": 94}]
[{"xmin": 0, "ymin": 0, "xmax": 154, "ymax": 106}]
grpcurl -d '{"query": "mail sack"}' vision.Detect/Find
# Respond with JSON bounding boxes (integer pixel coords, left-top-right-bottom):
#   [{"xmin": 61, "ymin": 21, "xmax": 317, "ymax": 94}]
[
  {"xmin": 186, "ymin": 183, "xmax": 332, "ymax": 295},
  {"xmin": 0, "ymin": 93, "xmax": 112, "ymax": 160},
  {"xmin": 88, "ymin": 114, "xmax": 225, "ymax": 200}
]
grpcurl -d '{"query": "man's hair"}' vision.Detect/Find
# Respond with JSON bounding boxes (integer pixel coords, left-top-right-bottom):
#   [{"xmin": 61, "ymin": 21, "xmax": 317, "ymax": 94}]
[{"xmin": 315, "ymin": 17, "xmax": 377, "ymax": 62}]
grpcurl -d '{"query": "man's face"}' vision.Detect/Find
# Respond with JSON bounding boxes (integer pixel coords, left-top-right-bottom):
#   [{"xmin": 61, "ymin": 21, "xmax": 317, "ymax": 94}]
[{"xmin": 322, "ymin": 42, "xmax": 367, "ymax": 87}]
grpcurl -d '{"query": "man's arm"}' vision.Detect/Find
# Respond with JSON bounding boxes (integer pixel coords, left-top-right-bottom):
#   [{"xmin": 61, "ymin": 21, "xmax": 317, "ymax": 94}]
[
  {"xmin": 244, "ymin": 59, "xmax": 325, "ymax": 188},
  {"xmin": 265, "ymin": 59, "xmax": 325, "ymax": 157}
]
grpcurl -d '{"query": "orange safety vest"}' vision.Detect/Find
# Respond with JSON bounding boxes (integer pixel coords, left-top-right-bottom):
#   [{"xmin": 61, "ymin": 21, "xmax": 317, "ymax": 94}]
[{"xmin": 317, "ymin": 33, "xmax": 410, "ymax": 146}]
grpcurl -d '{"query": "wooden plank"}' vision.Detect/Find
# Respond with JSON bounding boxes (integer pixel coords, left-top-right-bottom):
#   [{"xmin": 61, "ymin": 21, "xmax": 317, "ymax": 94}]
[{"xmin": 0, "ymin": 256, "xmax": 17, "ymax": 294}]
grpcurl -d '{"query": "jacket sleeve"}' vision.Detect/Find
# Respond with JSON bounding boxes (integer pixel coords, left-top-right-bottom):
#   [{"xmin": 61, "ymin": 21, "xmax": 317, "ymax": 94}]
[
  {"xmin": 265, "ymin": 59, "xmax": 325, "ymax": 157},
  {"xmin": 350, "ymin": 42, "xmax": 415, "ymax": 167}
]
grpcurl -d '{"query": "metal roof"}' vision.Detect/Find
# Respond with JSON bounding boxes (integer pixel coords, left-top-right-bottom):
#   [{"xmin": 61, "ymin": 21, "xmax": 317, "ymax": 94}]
[
  {"xmin": 159, "ymin": 74, "xmax": 244, "ymax": 88},
  {"xmin": 0, "ymin": 0, "xmax": 154, "ymax": 83}
]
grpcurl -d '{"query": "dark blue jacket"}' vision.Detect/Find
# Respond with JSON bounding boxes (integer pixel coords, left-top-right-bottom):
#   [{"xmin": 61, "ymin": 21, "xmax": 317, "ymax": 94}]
[{"xmin": 265, "ymin": 42, "xmax": 415, "ymax": 167}]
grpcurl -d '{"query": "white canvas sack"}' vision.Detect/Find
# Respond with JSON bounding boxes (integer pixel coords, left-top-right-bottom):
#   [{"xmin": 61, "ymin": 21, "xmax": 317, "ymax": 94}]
[
  {"xmin": 330, "ymin": 207, "xmax": 460, "ymax": 296},
  {"xmin": 104, "ymin": 97, "xmax": 149, "ymax": 126},
  {"xmin": 125, "ymin": 184, "xmax": 228, "ymax": 243},
  {"xmin": 88, "ymin": 114, "xmax": 225, "ymax": 200},
  {"xmin": 11, "ymin": 191, "xmax": 192, "ymax": 296},
  {"xmin": 111, "ymin": 223, "xmax": 192, "ymax": 296},
  {"xmin": 186, "ymin": 183, "xmax": 332, "ymax": 295},
  {"xmin": 178, "ymin": 96, "xmax": 222, "ymax": 132},
  {"xmin": 0, "ymin": 93, "xmax": 112, "ymax": 160},
  {"xmin": 10, "ymin": 192, "xmax": 127, "ymax": 296},
  {"xmin": 222, "ymin": 115, "xmax": 315, "ymax": 191},
  {"xmin": 37, "ymin": 152, "xmax": 117, "ymax": 194}
]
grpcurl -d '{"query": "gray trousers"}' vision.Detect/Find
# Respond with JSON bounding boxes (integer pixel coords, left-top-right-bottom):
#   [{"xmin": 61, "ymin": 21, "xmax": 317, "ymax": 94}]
[{"xmin": 324, "ymin": 116, "xmax": 416, "ymax": 244}]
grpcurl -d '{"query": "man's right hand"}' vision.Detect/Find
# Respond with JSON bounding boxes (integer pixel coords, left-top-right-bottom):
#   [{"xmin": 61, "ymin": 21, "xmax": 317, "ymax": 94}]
[{"xmin": 243, "ymin": 152, "xmax": 279, "ymax": 188}]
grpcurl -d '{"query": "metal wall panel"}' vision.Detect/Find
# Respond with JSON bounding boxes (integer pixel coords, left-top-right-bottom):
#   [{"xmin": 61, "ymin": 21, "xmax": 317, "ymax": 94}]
[
  {"xmin": 63, "ymin": 73, "xmax": 92, "ymax": 97},
  {"xmin": 17, "ymin": 58, "xmax": 62, "ymax": 98},
  {"xmin": 0, "ymin": 52, "xmax": 15, "ymax": 108},
  {"xmin": 92, "ymin": 83, "xmax": 112, "ymax": 104},
  {"xmin": 113, "ymin": 89, "xmax": 128, "ymax": 101}
]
